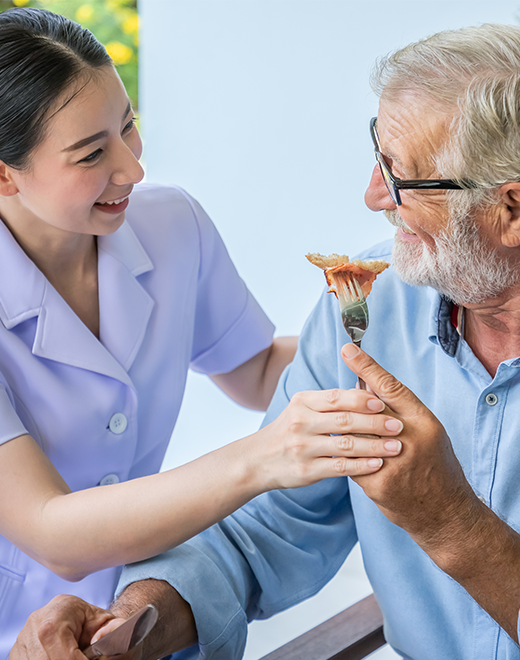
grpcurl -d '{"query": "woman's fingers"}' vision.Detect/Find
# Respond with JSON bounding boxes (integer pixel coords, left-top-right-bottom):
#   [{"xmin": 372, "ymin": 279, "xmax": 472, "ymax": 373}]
[
  {"xmin": 285, "ymin": 406, "xmax": 402, "ymax": 437},
  {"xmin": 308, "ymin": 456, "xmax": 386, "ymax": 481},
  {"xmin": 290, "ymin": 388, "xmax": 385, "ymax": 414},
  {"xmin": 323, "ymin": 434, "xmax": 402, "ymax": 458},
  {"xmin": 286, "ymin": 388, "xmax": 400, "ymax": 437}
]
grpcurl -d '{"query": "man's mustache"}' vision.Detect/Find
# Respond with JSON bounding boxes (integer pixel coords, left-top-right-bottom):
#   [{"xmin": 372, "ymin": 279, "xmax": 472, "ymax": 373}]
[{"xmin": 384, "ymin": 209, "xmax": 407, "ymax": 230}]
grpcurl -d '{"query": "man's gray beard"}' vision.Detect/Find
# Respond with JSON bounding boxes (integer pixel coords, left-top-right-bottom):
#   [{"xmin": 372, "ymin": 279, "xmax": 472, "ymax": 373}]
[{"xmin": 386, "ymin": 207, "xmax": 520, "ymax": 305}]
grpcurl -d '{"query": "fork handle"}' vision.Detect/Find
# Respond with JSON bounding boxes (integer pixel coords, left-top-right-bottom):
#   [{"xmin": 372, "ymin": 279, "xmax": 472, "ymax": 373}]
[{"xmin": 353, "ymin": 341, "xmax": 367, "ymax": 390}]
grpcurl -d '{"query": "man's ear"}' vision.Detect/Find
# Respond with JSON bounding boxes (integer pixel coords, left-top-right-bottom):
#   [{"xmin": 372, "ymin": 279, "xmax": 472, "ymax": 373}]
[
  {"xmin": 498, "ymin": 182, "xmax": 520, "ymax": 248},
  {"xmin": 0, "ymin": 162, "xmax": 19, "ymax": 197}
]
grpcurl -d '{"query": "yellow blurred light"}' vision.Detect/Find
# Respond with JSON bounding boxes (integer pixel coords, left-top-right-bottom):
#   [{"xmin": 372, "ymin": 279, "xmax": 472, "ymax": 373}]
[
  {"xmin": 13, "ymin": 0, "xmax": 31, "ymax": 6},
  {"xmin": 107, "ymin": 0, "xmax": 126, "ymax": 11},
  {"xmin": 105, "ymin": 41, "xmax": 133, "ymax": 65},
  {"xmin": 122, "ymin": 13, "xmax": 139, "ymax": 36},
  {"xmin": 76, "ymin": 4, "xmax": 95, "ymax": 22}
]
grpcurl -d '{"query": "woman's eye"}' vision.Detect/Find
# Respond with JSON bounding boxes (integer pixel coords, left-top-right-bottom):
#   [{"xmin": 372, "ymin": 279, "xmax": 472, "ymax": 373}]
[
  {"xmin": 123, "ymin": 117, "xmax": 136, "ymax": 133},
  {"xmin": 79, "ymin": 148, "xmax": 102, "ymax": 164}
]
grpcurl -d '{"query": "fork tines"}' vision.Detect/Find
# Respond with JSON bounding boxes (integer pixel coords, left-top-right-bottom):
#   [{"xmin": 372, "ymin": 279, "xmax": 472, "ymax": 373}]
[{"xmin": 332, "ymin": 271, "xmax": 366, "ymax": 304}]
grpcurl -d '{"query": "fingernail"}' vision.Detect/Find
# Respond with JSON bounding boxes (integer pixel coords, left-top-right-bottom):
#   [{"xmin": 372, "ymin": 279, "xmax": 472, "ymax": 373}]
[
  {"xmin": 342, "ymin": 343, "xmax": 359, "ymax": 359},
  {"xmin": 385, "ymin": 419, "xmax": 403, "ymax": 433},
  {"xmin": 367, "ymin": 398, "xmax": 385, "ymax": 412},
  {"xmin": 384, "ymin": 440, "xmax": 402, "ymax": 452},
  {"xmin": 368, "ymin": 458, "xmax": 383, "ymax": 468}
]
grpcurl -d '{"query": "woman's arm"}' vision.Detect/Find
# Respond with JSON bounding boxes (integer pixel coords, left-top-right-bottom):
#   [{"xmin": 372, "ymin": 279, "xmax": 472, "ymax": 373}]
[
  {"xmin": 210, "ymin": 336, "xmax": 298, "ymax": 410},
  {"xmin": 0, "ymin": 388, "xmax": 402, "ymax": 582}
]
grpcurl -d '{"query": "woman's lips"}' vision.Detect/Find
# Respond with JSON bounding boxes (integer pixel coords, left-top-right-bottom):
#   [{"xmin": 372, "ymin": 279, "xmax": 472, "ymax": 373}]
[{"xmin": 94, "ymin": 196, "xmax": 130, "ymax": 214}]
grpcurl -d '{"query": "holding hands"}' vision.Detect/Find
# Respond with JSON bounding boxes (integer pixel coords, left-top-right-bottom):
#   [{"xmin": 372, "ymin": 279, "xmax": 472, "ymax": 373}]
[
  {"xmin": 250, "ymin": 372, "xmax": 404, "ymax": 491},
  {"xmin": 340, "ymin": 342, "xmax": 477, "ymax": 550}
]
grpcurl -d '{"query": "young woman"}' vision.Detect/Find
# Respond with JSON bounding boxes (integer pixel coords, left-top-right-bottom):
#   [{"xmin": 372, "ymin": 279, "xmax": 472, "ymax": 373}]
[{"xmin": 0, "ymin": 7, "xmax": 399, "ymax": 657}]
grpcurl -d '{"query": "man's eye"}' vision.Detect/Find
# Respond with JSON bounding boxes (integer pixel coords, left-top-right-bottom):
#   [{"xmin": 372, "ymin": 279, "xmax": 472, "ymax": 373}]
[{"xmin": 79, "ymin": 148, "xmax": 102, "ymax": 163}]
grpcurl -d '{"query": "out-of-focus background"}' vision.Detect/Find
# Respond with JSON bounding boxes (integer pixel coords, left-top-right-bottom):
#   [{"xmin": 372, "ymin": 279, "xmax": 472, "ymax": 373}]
[{"xmin": 4, "ymin": 1, "xmax": 520, "ymax": 657}]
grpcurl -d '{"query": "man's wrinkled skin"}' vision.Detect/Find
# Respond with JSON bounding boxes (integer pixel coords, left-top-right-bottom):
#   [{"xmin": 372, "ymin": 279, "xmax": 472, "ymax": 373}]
[{"xmin": 9, "ymin": 595, "xmax": 115, "ymax": 660}]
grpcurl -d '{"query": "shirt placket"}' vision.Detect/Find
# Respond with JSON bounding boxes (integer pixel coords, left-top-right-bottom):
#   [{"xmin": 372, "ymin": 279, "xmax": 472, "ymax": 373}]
[{"xmin": 470, "ymin": 363, "xmax": 511, "ymax": 660}]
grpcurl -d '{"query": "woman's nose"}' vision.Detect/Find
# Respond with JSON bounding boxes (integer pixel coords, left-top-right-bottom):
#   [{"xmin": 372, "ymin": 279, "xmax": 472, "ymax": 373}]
[
  {"xmin": 364, "ymin": 164, "xmax": 397, "ymax": 212},
  {"xmin": 112, "ymin": 136, "xmax": 145, "ymax": 186}
]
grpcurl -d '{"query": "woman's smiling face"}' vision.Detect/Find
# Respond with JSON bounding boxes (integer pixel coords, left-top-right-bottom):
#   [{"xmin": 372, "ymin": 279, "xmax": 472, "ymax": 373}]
[{"xmin": 0, "ymin": 65, "xmax": 144, "ymax": 240}]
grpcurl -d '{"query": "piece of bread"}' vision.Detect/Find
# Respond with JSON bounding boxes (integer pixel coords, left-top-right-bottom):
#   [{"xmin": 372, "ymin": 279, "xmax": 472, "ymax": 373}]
[{"xmin": 306, "ymin": 252, "xmax": 389, "ymax": 297}]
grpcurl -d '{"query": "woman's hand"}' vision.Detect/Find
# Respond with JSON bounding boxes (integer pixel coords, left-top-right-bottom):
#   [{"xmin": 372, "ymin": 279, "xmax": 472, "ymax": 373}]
[{"xmin": 249, "ymin": 386, "xmax": 404, "ymax": 491}]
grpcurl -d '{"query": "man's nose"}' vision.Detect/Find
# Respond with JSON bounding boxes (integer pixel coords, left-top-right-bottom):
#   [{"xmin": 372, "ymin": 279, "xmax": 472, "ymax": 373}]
[{"xmin": 364, "ymin": 164, "xmax": 397, "ymax": 212}]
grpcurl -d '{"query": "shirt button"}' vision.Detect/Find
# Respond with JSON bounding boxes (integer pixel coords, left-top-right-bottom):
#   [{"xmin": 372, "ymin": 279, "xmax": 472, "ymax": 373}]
[
  {"xmin": 477, "ymin": 495, "xmax": 486, "ymax": 504},
  {"xmin": 100, "ymin": 473, "xmax": 120, "ymax": 486},
  {"xmin": 485, "ymin": 393, "xmax": 498, "ymax": 406},
  {"xmin": 109, "ymin": 413, "xmax": 128, "ymax": 434}
]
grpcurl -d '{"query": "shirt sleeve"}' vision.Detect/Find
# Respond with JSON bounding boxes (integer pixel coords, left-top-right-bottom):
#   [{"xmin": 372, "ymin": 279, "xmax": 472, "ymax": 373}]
[
  {"xmin": 117, "ymin": 291, "xmax": 358, "ymax": 660},
  {"xmin": 185, "ymin": 194, "xmax": 275, "ymax": 375}
]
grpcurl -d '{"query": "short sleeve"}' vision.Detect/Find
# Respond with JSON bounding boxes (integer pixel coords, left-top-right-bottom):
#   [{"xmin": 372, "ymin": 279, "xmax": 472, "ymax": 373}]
[
  {"xmin": 0, "ymin": 379, "xmax": 28, "ymax": 445},
  {"xmin": 185, "ymin": 194, "xmax": 275, "ymax": 375}
]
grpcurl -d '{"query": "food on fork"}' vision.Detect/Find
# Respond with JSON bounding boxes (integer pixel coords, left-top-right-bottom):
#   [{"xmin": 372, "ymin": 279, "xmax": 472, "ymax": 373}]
[{"xmin": 305, "ymin": 253, "xmax": 389, "ymax": 298}]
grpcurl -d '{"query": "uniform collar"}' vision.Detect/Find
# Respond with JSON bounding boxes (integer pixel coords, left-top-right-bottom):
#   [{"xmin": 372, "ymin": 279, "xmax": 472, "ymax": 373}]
[{"xmin": 0, "ymin": 218, "xmax": 154, "ymax": 385}]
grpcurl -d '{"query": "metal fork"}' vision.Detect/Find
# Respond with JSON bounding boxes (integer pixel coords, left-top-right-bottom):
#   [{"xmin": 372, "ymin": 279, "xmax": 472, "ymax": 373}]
[{"xmin": 330, "ymin": 271, "xmax": 369, "ymax": 390}]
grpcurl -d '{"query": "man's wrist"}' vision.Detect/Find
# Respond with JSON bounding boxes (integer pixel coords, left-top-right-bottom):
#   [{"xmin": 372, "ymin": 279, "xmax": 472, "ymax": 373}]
[{"xmin": 111, "ymin": 579, "xmax": 198, "ymax": 658}]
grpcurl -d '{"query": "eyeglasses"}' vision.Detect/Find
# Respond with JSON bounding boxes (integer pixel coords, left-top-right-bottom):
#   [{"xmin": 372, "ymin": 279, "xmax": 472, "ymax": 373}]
[{"xmin": 370, "ymin": 117, "xmax": 476, "ymax": 206}]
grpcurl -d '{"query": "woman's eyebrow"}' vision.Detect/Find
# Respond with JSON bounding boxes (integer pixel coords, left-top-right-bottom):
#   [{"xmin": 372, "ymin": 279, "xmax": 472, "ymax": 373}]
[
  {"xmin": 63, "ymin": 130, "xmax": 108, "ymax": 152},
  {"xmin": 62, "ymin": 101, "xmax": 132, "ymax": 153}
]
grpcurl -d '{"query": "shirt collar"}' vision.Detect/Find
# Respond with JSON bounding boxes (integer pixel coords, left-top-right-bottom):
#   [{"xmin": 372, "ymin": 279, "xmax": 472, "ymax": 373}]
[
  {"xmin": 0, "ymin": 217, "xmax": 154, "ymax": 383},
  {"xmin": 428, "ymin": 293, "xmax": 460, "ymax": 357},
  {"xmin": 0, "ymin": 218, "xmax": 153, "ymax": 330}
]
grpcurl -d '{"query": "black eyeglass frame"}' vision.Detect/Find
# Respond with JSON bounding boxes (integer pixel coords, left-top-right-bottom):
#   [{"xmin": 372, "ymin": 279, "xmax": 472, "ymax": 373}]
[{"xmin": 370, "ymin": 117, "xmax": 476, "ymax": 206}]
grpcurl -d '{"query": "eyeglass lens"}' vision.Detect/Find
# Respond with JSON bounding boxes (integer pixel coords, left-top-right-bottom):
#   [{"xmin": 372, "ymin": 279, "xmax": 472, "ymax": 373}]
[
  {"xmin": 371, "ymin": 119, "xmax": 400, "ymax": 205},
  {"xmin": 375, "ymin": 153, "xmax": 400, "ymax": 205}
]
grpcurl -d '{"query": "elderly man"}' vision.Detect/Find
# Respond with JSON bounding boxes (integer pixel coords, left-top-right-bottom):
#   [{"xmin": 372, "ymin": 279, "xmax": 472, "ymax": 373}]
[{"xmin": 12, "ymin": 22, "xmax": 520, "ymax": 660}]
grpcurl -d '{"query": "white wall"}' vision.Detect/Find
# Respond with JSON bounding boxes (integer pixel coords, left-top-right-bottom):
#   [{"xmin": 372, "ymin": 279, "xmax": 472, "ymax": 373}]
[{"xmin": 138, "ymin": 2, "xmax": 520, "ymax": 658}]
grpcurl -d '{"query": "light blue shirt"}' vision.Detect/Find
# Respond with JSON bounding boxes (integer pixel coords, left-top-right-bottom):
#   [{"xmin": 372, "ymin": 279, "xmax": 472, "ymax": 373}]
[{"xmin": 119, "ymin": 238, "xmax": 520, "ymax": 660}]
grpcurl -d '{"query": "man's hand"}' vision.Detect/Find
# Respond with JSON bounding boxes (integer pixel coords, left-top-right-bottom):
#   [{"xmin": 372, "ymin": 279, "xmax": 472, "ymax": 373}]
[
  {"xmin": 342, "ymin": 342, "xmax": 520, "ymax": 640},
  {"xmin": 341, "ymin": 342, "xmax": 478, "ymax": 549},
  {"xmin": 99, "ymin": 579, "xmax": 198, "ymax": 660},
  {"xmin": 9, "ymin": 595, "xmax": 114, "ymax": 660}
]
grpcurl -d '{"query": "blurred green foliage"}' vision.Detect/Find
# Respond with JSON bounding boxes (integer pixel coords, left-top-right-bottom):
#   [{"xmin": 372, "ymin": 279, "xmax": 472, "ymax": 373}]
[{"xmin": 0, "ymin": 0, "xmax": 139, "ymax": 108}]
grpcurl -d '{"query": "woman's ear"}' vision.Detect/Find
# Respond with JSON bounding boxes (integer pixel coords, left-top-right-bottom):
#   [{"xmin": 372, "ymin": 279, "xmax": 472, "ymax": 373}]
[
  {"xmin": 0, "ymin": 162, "xmax": 19, "ymax": 197},
  {"xmin": 498, "ymin": 183, "xmax": 520, "ymax": 248}
]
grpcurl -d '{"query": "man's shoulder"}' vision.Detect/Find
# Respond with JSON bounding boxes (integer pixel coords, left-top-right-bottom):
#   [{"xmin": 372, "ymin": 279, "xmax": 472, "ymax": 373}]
[{"xmin": 354, "ymin": 238, "xmax": 393, "ymax": 263}]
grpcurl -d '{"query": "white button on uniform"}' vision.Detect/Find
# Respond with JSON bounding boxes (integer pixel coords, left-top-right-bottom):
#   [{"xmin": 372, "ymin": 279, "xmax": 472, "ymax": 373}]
[
  {"xmin": 100, "ymin": 473, "xmax": 120, "ymax": 486},
  {"xmin": 109, "ymin": 413, "xmax": 128, "ymax": 434},
  {"xmin": 485, "ymin": 393, "xmax": 498, "ymax": 406},
  {"xmin": 477, "ymin": 495, "xmax": 486, "ymax": 504}
]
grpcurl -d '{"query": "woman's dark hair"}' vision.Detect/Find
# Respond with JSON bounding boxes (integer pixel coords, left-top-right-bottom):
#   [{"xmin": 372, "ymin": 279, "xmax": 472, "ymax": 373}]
[{"xmin": 0, "ymin": 7, "xmax": 112, "ymax": 169}]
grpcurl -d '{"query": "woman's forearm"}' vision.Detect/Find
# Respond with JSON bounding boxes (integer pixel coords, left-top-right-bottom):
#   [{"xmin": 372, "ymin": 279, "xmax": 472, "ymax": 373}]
[
  {"xmin": 211, "ymin": 335, "xmax": 298, "ymax": 410},
  {"xmin": 30, "ymin": 435, "xmax": 264, "ymax": 580},
  {"xmin": 1, "ymin": 387, "xmax": 404, "ymax": 581}
]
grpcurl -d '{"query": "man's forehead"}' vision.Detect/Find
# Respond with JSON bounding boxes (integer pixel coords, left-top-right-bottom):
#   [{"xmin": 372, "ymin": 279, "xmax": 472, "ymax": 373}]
[
  {"xmin": 377, "ymin": 97, "xmax": 450, "ymax": 143},
  {"xmin": 376, "ymin": 98, "xmax": 453, "ymax": 173}
]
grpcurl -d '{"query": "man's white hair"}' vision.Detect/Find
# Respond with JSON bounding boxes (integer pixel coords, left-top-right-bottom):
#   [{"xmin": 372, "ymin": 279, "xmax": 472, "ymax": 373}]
[{"xmin": 371, "ymin": 24, "xmax": 520, "ymax": 209}]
